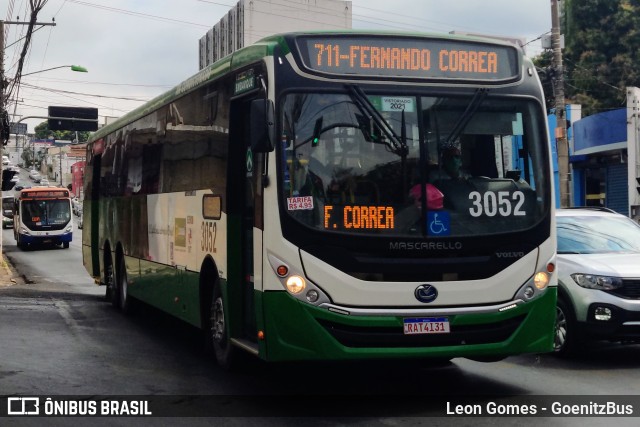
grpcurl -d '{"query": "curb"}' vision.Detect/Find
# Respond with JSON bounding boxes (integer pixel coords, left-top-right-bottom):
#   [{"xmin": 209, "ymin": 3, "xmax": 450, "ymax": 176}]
[{"xmin": 0, "ymin": 254, "xmax": 18, "ymax": 287}]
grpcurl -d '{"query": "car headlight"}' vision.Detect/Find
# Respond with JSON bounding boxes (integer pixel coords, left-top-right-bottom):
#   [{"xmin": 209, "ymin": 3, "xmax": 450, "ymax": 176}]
[{"xmin": 570, "ymin": 273, "xmax": 623, "ymax": 290}]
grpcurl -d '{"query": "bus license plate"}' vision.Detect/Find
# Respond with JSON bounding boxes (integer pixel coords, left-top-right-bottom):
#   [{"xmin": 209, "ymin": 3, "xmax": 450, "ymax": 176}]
[{"xmin": 403, "ymin": 317, "xmax": 450, "ymax": 335}]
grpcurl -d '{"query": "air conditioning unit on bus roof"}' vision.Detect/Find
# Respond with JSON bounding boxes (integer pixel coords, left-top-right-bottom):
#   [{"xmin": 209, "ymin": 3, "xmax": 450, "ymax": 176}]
[{"xmin": 449, "ymin": 31, "xmax": 527, "ymax": 50}]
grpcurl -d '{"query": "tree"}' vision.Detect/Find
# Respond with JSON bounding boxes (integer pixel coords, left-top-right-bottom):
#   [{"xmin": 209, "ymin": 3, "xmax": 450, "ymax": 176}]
[
  {"xmin": 561, "ymin": 0, "xmax": 640, "ymax": 115},
  {"xmin": 33, "ymin": 120, "xmax": 91, "ymax": 142},
  {"xmin": 532, "ymin": 50, "xmax": 555, "ymax": 111}
]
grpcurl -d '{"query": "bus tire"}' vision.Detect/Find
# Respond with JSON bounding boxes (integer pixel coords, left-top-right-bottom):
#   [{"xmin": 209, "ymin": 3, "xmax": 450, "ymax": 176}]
[
  {"xmin": 554, "ymin": 296, "xmax": 580, "ymax": 357},
  {"xmin": 105, "ymin": 254, "xmax": 117, "ymax": 306},
  {"xmin": 209, "ymin": 281, "xmax": 237, "ymax": 369},
  {"xmin": 63, "ymin": 242, "xmax": 69, "ymax": 249},
  {"xmin": 117, "ymin": 255, "xmax": 134, "ymax": 314}
]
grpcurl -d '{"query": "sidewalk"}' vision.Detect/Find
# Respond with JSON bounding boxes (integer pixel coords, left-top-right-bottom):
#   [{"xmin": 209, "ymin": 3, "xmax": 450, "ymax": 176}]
[{"xmin": 0, "ymin": 254, "xmax": 20, "ymax": 288}]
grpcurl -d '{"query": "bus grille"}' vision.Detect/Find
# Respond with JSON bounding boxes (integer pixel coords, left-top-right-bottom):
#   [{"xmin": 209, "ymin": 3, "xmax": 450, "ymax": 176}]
[{"xmin": 317, "ymin": 315, "xmax": 526, "ymax": 348}]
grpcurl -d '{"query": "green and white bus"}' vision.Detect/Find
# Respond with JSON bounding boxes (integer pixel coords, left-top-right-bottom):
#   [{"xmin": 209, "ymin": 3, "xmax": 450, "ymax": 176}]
[{"xmin": 82, "ymin": 31, "xmax": 556, "ymax": 366}]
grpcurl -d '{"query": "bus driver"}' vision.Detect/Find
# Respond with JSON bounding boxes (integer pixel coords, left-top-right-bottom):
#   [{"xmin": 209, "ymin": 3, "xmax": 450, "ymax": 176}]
[{"xmin": 430, "ymin": 143, "xmax": 470, "ymax": 182}]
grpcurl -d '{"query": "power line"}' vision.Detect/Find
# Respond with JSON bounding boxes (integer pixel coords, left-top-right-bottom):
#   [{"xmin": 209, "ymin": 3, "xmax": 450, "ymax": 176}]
[
  {"xmin": 563, "ymin": 57, "xmax": 623, "ymax": 92},
  {"xmin": 21, "ymin": 76, "xmax": 173, "ymax": 89},
  {"xmin": 66, "ymin": 0, "xmax": 211, "ymax": 28},
  {"xmin": 19, "ymin": 82, "xmax": 151, "ymax": 102}
]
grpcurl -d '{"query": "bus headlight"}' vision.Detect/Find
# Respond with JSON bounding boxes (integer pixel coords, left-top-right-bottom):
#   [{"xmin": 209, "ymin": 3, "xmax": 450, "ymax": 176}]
[
  {"xmin": 514, "ymin": 258, "xmax": 555, "ymax": 302},
  {"xmin": 267, "ymin": 253, "xmax": 332, "ymax": 306},
  {"xmin": 65, "ymin": 226, "xmax": 73, "ymax": 233},
  {"xmin": 306, "ymin": 290, "xmax": 319, "ymax": 303},
  {"xmin": 534, "ymin": 272, "xmax": 549, "ymax": 290},
  {"xmin": 285, "ymin": 275, "xmax": 305, "ymax": 294}
]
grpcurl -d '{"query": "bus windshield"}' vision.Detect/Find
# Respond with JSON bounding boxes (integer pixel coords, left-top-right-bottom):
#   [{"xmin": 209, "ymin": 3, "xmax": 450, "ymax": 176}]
[
  {"xmin": 280, "ymin": 90, "xmax": 548, "ymax": 237},
  {"xmin": 21, "ymin": 199, "xmax": 72, "ymax": 230}
]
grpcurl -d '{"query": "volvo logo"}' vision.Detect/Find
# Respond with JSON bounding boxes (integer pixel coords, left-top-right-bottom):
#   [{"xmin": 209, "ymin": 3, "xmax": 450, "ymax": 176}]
[{"xmin": 415, "ymin": 284, "xmax": 438, "ymax": 303}]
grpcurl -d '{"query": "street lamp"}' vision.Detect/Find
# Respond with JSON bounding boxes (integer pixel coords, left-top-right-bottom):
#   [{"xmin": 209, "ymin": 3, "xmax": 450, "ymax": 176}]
[{"xmin": 20, "ymin": 65, "xmax": 88, "ymax": 77}]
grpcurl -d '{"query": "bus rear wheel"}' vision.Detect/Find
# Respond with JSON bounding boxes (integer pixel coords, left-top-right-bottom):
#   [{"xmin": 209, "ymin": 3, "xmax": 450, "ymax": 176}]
[
  {"xmin": 105, "ymin": 256, "xmax": 117, "ymax": 306},
  {"xmin": 209, "ymin": 282, "xmax": 237, "ymax": 369},
  {"xmin": 116, "ymin": 255, "xmax": 134, "ymax": 314}
]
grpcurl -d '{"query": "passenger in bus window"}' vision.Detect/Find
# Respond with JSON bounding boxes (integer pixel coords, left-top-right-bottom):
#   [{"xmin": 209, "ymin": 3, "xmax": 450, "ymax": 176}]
[
  {"xmin": 397, "ymin": 182, "xmax": 445, "ymax": 233},
  {"xmin": 430, "ymin": 143, "xmax": 470, "ymax": 182}
]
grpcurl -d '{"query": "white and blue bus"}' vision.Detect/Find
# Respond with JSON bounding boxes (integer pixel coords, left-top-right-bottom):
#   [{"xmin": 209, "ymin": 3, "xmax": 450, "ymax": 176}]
[
  {"xmin": 13, "ymin": 187, "xmax": 73, "ymax": 249},
  {"xmin": 83, "ymin": 32, "xmax": 556, "ymax": 367}
]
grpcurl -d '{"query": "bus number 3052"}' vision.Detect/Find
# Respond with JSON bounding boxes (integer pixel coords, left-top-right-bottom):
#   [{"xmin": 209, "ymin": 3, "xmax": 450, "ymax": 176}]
[
  {"xmin": 201, "ymin": 221, "xmax": 217, "ymax": 253},
  {"xmin": 468, "ymin": 191, "xmax": 526, "ymax": 217}
]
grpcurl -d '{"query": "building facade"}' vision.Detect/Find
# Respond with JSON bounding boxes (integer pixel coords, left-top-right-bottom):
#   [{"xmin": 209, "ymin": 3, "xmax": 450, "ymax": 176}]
[
  {"xmin": 199, "ymin": 0, "xmax": 352, "ymax": 69},
  {"xmin": 554, "ymin": 87, "xmax": 640, "ymax": 221}
]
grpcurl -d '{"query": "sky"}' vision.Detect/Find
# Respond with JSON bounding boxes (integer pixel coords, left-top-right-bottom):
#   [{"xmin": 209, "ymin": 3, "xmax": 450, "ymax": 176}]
[{"xmin": 2, "ymin": 0, "xmax": 551, "ymax": 134}]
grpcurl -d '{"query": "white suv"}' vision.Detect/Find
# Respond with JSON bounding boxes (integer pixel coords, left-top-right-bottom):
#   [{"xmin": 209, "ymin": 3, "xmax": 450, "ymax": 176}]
[{"xmin": 555, "ymin": 208, "xmax": 640, "ymax": 355}]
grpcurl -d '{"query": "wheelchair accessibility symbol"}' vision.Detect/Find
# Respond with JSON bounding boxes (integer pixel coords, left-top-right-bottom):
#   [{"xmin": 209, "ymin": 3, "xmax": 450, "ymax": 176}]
[{"xmin": 427, "ymin": 211, "xmax": 450, "ymax": 236}]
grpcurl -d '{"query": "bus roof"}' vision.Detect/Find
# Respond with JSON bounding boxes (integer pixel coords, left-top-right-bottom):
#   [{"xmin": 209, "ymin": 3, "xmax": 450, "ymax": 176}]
[{"xmin": 88, "ymin": 37, "xmax": 277, "ymax": 142}]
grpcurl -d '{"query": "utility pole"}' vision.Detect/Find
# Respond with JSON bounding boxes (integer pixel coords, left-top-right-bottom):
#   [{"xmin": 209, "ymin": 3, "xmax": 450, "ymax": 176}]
[
  {"xmin": 1, "ymin": 20, "xmax": 6, "ymax": 191},
  {"xmin": 1, "ymin": 20, "xmax": 6, "ymax": 268},
  {"xmin": 551, "ymin": 0, "xmax": 570, "ymax": 208},
  {"xmin": 1, "ymin": 19, "xmax": 56, "ymax": 262}
]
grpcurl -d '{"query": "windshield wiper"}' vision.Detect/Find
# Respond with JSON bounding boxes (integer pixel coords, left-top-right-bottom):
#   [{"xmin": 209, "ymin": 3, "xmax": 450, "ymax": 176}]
[
  {"xmin": 347, "ymin": 84, "xmax": 408, "ymax": 158},
  {"xmin": 442, "ymin": 88, "xmax": 488, "ymax": 146}
]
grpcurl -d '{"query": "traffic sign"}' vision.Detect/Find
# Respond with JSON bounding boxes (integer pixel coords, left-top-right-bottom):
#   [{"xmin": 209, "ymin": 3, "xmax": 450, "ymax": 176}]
[
  {"xmin": 9, "ymin": 122, "xmax": 28, "ymax": 135},
  {"xmin": 48, "ymin": 106, "xmax": 98, "ymax": 131}
]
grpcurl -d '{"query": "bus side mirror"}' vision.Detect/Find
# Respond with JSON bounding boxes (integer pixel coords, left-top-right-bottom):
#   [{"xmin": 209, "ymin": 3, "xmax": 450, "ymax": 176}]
[{"xmin": 250, "ymin": 99, "xmax": 275, "ymax": 153}]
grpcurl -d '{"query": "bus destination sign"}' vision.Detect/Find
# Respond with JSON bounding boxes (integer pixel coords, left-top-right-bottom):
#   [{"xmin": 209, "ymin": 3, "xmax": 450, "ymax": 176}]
[
  {"xmin": 323, "ymin": 205, "xmax": 395, "ymax": 231},
  {"xmin": 296, "ymin": 36, "xmax": 520, "ymax": 81},
  {"xmin": 22, "ymin": 190, "xmax": 69, "ymax": 199}
]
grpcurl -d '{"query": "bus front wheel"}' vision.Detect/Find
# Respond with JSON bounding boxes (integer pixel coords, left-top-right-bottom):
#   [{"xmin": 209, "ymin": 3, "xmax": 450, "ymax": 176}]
[{"xmin": 209, "ymin": 282, "xmax": 237, "ymax": 369}]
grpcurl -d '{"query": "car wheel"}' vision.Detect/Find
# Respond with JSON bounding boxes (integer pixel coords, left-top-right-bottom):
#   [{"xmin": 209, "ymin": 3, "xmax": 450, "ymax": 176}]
[
  {"xmin": 209, "ymin": 281, "xmax": 238, "ymax": 369},
  {"xmin": 554, "ymin": 297, "xmax": 580, "ymax": 356}
]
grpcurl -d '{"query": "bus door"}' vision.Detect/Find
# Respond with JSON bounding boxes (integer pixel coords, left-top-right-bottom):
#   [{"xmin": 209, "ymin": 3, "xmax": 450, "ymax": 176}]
[{"xmin": 227, "ymin": 95, "xmax": 263, "ymax": 345}]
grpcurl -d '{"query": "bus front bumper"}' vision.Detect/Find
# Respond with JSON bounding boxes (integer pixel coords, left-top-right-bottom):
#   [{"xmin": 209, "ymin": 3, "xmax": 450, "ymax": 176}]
[
  {"xmin": 21, "ymin": 231, "xmax": 72, "ymax": 245},
  {"xmin": 259, "ymin": 288, "xmax": 556, "ymax": 362}
]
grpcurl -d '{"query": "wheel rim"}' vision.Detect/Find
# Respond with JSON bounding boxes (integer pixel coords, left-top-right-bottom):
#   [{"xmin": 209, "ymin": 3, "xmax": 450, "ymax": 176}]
[
  {"xmin": 211, "ymin": 297, "xmax": 225, "ymax": 345},
  {"xmin": 554, "ymin": 305, "xmax": 567, "ymax": 351},
  {"xmin": 120, "ymin": 265, "xmax": 128, "ymax": 306},
  {"xmin": 106, "ymin": 264, "xmax": 114, "ymax": 291}
]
